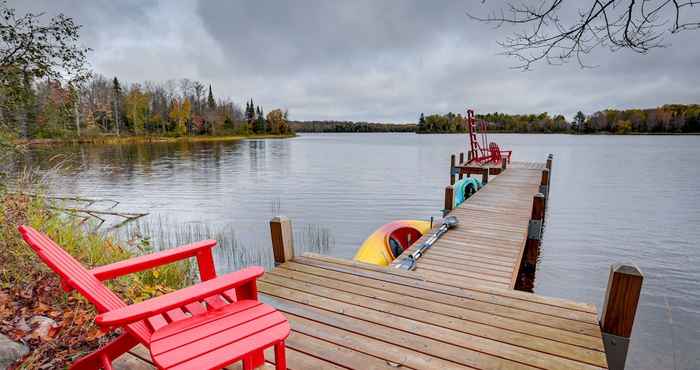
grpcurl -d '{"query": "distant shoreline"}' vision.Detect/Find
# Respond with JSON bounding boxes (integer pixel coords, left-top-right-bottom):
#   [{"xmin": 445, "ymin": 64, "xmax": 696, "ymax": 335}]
[{"xmin": 14, "ymin": 133, "xmax": 297, "ymax": 146}]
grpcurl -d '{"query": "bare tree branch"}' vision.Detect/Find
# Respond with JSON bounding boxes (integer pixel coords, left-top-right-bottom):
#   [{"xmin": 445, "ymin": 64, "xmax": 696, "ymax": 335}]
[{"xmin": 469, "ymin": 0, "xmax": 700, "ymax": 69}]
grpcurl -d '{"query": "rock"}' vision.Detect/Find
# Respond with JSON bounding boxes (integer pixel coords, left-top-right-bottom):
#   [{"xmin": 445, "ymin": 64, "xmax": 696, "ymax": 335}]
[
  {"xmin": 28, "ymin": 316, "xmax": 58, "ymax": 340},
  {"xmin": 0, "ymin": 333, "xmax": 29, "ymax": 370}
]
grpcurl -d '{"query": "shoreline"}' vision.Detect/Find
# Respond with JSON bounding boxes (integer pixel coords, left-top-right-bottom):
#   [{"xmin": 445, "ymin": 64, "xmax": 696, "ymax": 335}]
[{"xmin": 14, "ymin": 133, "xmax": 297, "ymax": 146}]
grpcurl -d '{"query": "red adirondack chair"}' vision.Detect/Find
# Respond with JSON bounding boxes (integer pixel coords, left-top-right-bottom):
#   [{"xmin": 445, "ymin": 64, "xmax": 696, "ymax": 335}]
[
  {"xmin": 18, "ymin": 225, "xmax": 290, "ymax": 370},
  {"xmin": 488, "ymin": 142, "xmax": 512, "ymax": 164}
]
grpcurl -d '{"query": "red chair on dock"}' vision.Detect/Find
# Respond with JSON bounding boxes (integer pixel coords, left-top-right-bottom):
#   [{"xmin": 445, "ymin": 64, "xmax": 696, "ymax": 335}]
[
  {"xmin": 488, "ymin": 142, "xmax": 512, "ymax": 164},
  {"xmin": 18, "ymin": 225, "xmax": 290, "ymax": 370}
]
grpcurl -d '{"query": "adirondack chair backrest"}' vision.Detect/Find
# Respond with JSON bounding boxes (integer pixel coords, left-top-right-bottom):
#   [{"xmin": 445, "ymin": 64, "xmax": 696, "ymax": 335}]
[
  {"xmin": 18, "ymin": 226, "xmax": 127, "ymax": 313},
  {"xmin": 489, "ymin": 142, "xmax": 502, "ymax": 163},
  {"xmin": 19, "ymin": 225, "xmax": 157, "ymax": 342}
]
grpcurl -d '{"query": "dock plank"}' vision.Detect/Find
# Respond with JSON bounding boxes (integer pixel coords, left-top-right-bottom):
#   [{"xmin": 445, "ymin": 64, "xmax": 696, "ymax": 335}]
[{"xmin": 117, "ymin": 159, "xmax": 609, "ymax": 370}]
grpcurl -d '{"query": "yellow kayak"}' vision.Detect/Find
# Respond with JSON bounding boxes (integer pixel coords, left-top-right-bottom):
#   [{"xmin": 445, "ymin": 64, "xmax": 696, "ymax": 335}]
[{"xmin": 353, "ymin": 220, "xmax": 432, "ymax": 266}]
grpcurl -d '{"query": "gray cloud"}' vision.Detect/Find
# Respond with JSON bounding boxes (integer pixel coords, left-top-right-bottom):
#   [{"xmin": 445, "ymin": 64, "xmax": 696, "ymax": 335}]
[{"xmin": 7, "ymin": 0, "xmax": 700, "ymax": 121}]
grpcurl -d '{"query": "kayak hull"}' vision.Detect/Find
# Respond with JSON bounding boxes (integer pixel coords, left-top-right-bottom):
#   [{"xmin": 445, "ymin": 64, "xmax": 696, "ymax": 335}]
[{"xmin": 353, "ymin": 220, "xmax": 432, "ymax": 266}]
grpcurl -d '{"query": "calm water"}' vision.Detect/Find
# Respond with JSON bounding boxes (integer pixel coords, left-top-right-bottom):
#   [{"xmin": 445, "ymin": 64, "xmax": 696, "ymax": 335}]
[{"xmin": 13, "ymin": 133, "xmax": 700, "ymax": 369}]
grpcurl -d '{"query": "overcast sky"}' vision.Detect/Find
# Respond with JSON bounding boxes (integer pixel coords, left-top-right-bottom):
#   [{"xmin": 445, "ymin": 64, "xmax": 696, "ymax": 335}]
[{"xmin": 9, "ymin": 0, "xmax": 700, "ymax": 122}]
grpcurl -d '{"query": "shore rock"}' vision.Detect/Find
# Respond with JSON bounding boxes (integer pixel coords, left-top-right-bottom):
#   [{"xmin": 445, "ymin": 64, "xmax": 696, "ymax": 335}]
[
  {"xmin": 0, "ymin": 334, "xmax": 29, "ymax": 370},
  {"xmin": 28, "ymin": 316, "xmax": 58, "ymax": 340}
]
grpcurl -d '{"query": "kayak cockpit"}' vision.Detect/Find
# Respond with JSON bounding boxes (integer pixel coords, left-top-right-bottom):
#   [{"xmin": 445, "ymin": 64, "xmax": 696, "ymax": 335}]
[{"xmin": 353, "ymin": 220, "xmax": 432, "ymax": 266}]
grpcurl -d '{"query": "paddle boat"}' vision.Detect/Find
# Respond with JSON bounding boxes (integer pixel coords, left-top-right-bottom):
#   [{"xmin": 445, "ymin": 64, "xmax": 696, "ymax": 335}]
[{"xmin": 353, "ymin": 220, "xmax": 432, "ymax": 266}]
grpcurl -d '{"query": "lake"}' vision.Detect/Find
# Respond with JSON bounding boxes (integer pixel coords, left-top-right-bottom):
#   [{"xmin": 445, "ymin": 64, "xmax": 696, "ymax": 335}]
[{"xmin": 12, "ymin": 133, "xmax": 700, "ymax": 370}]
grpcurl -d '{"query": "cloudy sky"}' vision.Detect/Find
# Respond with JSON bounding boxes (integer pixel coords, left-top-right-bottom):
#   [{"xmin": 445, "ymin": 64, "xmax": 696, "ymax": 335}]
[{"xmin": 9, "ymin": 0, "xmax": 700, "ymax": 122}]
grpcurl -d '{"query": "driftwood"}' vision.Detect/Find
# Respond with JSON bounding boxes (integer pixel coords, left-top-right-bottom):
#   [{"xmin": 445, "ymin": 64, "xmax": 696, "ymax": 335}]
[{"xmin": 10, "ymin": 192, "xmax": 147, "ymax": 229}]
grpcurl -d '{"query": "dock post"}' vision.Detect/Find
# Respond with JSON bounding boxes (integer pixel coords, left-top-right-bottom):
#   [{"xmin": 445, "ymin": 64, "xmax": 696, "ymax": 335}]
[
  {"xmin": 458, "ymin": 153, "xmax": 465, "ymax": 180},
  {"xmin": 501, "ymin": 158, "xmax": 507, "ymax": 171},
  {"xmin": 482, "ymin": 169, "xmax": 489, "ymax": 185},
  {"xmin": 516, "ymin": 193, "xmax": 545, "ymax": 291},
  {"xmin": 443, "ymin": 185, "xmax": 454, "ymax": 216},
  {"xmin": 600, "ymin": 264, "xmax": 643, "ymax": 370},
  {"xmin": 450, "ymin": 154, "xmax": 456, "ymax": 185},
  {"xmin": 546, "ymin": 153, "xmax": 553, "ymax": 171},
  {"xmin": 270, "ymin": 216, "xmax": 294, "ymax": 265},
  {"xmin": 540, "ymin": 169, "xmax": 549, "ymax": 200}
]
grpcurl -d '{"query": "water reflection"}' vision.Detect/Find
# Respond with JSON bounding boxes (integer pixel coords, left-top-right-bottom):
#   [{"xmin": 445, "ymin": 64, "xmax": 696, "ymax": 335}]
[{"xmin": 10, "ymin": 133, "xmax": 700, "ymax": 369}]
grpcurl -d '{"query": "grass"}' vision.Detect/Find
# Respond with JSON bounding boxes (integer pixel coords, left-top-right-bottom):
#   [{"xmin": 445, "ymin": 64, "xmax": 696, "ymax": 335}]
[
  {"xmin": 16, "ymin": 132, "xmax": 297, "ymax": 146},
  {"xmin": 0, "ymin": 175, "xmax": 193, "ymax": 368}
]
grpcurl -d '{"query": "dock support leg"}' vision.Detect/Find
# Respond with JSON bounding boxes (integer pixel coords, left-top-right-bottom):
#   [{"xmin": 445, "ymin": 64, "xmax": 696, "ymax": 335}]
[
  {"xmin": 501, "ymin": 158, "xmax": 507, "ymax": 171},
  {"xmin": 270, "ymin": 216, "xmax": 294, "ymax": 265},
  {"xmin": 540, "ymin": 168, "xmax": 550, "ymax": 202},
  {"xmin": 450, "ymin": 154, "xmax": 456, "ymax": 185},
  {"xmin": 482, "ymin": 170, "xmax": 489, "ymax": 185},
  {"xmin": 458, "ymin": 153, "xmax": 464, "ymax": 180},
  {"xmin": 515, "ymin": 193, "xmax": 545, "ymax": 291},
  {"xmin": 443, "ymin": 185, "xmax": 454, "ymax": 217},
  {"xmin": 600, "ymin": 264, "xmax": 643, "ymax": 370}
]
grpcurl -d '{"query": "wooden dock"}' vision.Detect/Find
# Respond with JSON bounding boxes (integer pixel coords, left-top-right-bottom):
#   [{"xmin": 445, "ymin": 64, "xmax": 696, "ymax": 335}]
[
  {"xmin": 391, "ymin": 161, "xmax": 548, "ymax": 290},
  {"xmin": 121, "ymin": 156, "xmax": 644, "ymax": 370}
]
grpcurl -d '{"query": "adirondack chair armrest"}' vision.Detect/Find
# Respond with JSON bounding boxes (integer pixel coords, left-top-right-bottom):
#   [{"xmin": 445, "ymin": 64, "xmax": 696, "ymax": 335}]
[
  {"xmin": 95, "ymin": 266, "xmax": 264, "ymax": 329},
  {"xmin": 90, "ymin": 240, "xmax": 218, "ymax": 282}
]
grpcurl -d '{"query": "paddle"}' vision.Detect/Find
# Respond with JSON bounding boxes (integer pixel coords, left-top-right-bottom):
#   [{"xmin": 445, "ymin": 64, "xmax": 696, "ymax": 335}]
[{"xmin": 395, "ymin": 216, "xmax": 459, "ymax": 270}]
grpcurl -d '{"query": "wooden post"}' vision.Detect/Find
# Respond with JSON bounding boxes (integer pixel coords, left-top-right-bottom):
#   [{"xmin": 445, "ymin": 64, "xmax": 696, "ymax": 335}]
[
  {"xmin": 450, "ymin": 154, "xmax": 456, "ymax": 185},
  {"xmin": 501, "ymin": 158, "xmax": 507, "ymax": 171},
  {"xmin": 540, "ymin": 168, "xmax": 549, "ymax": 199},
  {"xmin": 546, "ymin": 153, "xmax": 553, "ymax": 171},
  {"xmin": 443, "ymin": 185, "xmax": 454, "ymax": 216},
  {"xmin": 458, "ymin": 153, "xmax": 465, "ymax": 180},
  {"xmin": 270, "ymin": 216, "xmax": 294, "ymax": 265},
  {"xmin": 482, "ymin": 169, "xmax": 489, "ymax": 185},
  {"xmin": 600, "ymin": 264, "xmax": 643, "ymax": 370},
  {"xmin": 515, "ymin": 193, "xmax": 545, "ymax": 291},
  {"xmin": 467, "ymin": 151, "xmax": 473, "ymax": 162}
]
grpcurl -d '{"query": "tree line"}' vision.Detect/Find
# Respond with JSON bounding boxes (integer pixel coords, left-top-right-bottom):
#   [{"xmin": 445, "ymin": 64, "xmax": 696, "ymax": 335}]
[
  {"xmin": 416, "ymin": 105, "xmax": 700, "ymax": 134},
  {"xmin": 0, "ymin": 2, "xmax": 291, "ymax": 141},
  {"xmin": 289, "ymin": 120, "xmax": 416, "ymax": 133}
]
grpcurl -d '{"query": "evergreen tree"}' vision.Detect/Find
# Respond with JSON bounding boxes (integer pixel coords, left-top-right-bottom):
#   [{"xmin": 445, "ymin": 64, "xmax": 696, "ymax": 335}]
[
  {"xmin": 112, "ymin": 77, "xmax": 122, "ymax": 135},
  {"xmin": 207, "ymin": 85, "xmax": 216, "ymax": 109},
  {"xmin": 418, "ymin": 113, "xmax": 426, "ymax": 132},
  {"xmin": 255, "ymin": 105, "xmax": 266, "ymax": 133},
  {"xmin": 574, "ymin": 111, "xmax": 585, "ymax": 134}
]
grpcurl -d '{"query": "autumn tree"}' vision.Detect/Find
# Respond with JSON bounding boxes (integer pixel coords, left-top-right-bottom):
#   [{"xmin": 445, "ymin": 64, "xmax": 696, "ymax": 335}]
[
  {"xmin": 266, "ymin": 109, "xmax": 289, "ymax": 134},
  {"xmin": 125, "ymin": 85, "xmax": 150, "ymax": 134},
  {"xmin": 0, "ymin": 1, "xmax": 89, "ymax": 138}
]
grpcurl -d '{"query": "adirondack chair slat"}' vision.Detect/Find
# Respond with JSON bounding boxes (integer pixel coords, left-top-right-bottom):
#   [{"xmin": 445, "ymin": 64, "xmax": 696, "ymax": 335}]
[
  {"xmin": 184, "ymin": 301, "xmax": 207, "ymax": 316},
  {"xmin": 153, "ymin": 300, "xmax": 262, "ymax": 341},
  {"xmin": 150, "ymin": 302, "xmax": 277, "ymax": 354},
  {"xmin": 167, "ymin": 323, "xmax": 289, "ymax": 370},
  {"xmin": 165, "ymin": 308, "xmax": 189, "ymax": 322},
  {"xmin": 19, "ymin": 225, "xmax": 289, "ymax": 369},
  {"xmin": 152, "ymin": 312, "xmax": 288, "ymax": 368},
  {"xmin": 147, "ymin": 315, "xmax": 169, "ymax": 332}
]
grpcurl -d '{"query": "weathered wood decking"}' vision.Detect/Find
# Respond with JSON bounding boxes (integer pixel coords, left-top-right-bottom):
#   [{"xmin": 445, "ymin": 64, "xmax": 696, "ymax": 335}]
[
  {"xmin": 391, "ymin": 161, "xmax": 547, "ymax": 290},
  {"xmin": 123, "ymin": 160, "xmax": 610, "ymax": 369}
]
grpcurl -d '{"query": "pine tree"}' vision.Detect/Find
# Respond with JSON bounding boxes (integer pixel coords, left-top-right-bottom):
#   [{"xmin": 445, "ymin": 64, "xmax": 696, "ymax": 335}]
[
  {"xmin": 207, "ymin": 85, "xmax": 216, "ymax": 109},
  {"xmin": 112, "ymin": 77, "xmax": 122, "ymax": 135},
  {"xmin": 255, "ymin": 105, "xmax": 266, "ymax": 133},
  {"xmin": 418, "ymin": 113, "xmax": 426, "ymax": 132}
]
